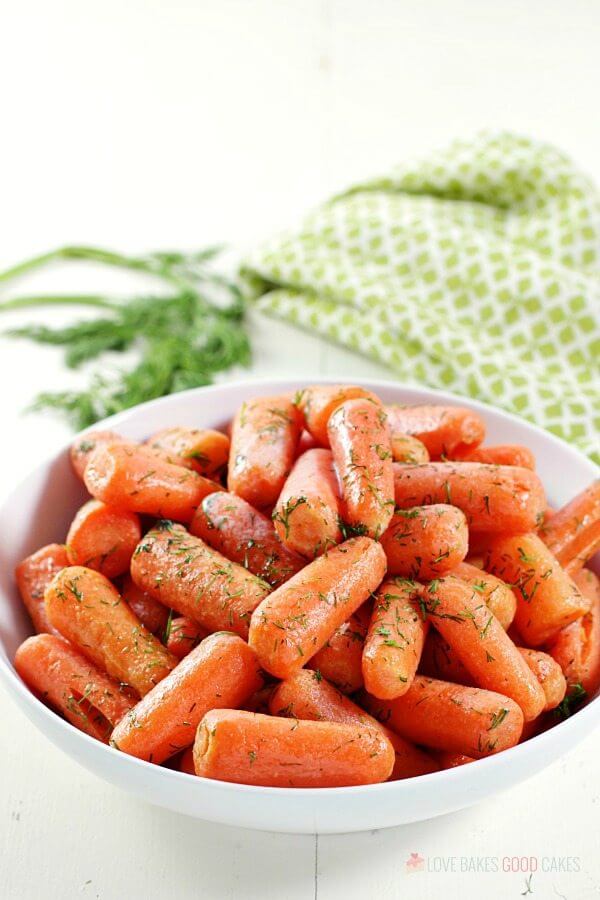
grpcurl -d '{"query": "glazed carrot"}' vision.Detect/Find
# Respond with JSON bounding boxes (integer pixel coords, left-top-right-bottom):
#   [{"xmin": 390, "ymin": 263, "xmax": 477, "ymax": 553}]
[
  {"xmin": 360, "ymin": 676, "xmax": 523, "ymax": 758},
  {"xmin": 166, "ymin": 616, "xmax": 209, "ymax": 660},
  {"xmin": 120, "ymin": 574, "xmax": 170, "ymax": 637},
  {"xmin": 84, "ymin": 442, "xmax": 221, "ymax": 522},
  {"xmin": 539, "ymin": 481, "xmax": 600, "ymax": 570},
  {"xmin": 422, "ymin": 575, "xmax": 545, "ymax": 721},
  {"xmin": 451, "ymin": 444, "xmax": 536, "ymax": 469},
  {"xmin": 111, "ymin": 632, "xmax": 263, "ymax": 763},
  {"xmin": 548, "ymin": 568, "xmax": 600, "ymax": 696},
  {"xmin": 193, "ymin": 709, "xmax": 395, "ymax": 787},
  {"xmin": 384, "ymin": 405, "xmax": 485, "ymax": 459},
  {"xmin": 180, "ymin": 747, "xmax": 196, "ymax": 775},
  {"xmin": 66, "ymin": 500, "xmax": 141, "ymax": 579},
  {"xmin": 15, "ymin": 544, "xmax": 68, "ymax": 635},
  {"xmin": 393, "ymin": 462, "xmax": 546, "ymax": 533},
  {"xmin": 485, "ymin": 533, "xmax": 589, "ymax": 646},
  {"xmin": 390, "ymin": 433, "xmax": 429, "ymax": 465},
  {"xmin": 270, "ymin": 670, "xmax": 438, "ymax": 779},
  {"xmin": 228, "ymin": 395, "xmax": 302, "ymax": 509},
  {"xmin": 45, "ymin": 566, "xmax": 177, "ymax": 696},
  {"xmin": 272, "ymin": 449, "xmax": 342, "ymax": 558},
  {"xmin": 435, "ymin": 751, "xmax": 475, "ymax": 769},
  {"xmin": 298, "ymin": 384, "xmax": 381, "ymax": 447},
  {"xmin": 308, "ymin": 605, "xmax": 370, "ymax": 693},
  {"xmin": 518, "ymin": 649, "xmax": 566, "ymax": 712},
  {"xmin": 328, "ymin": 399, "xmax": 394, "ymax": 539},
  {"xmin": 362, "ymin": 579, "xmax": 428, "ymax": 699},
  {"xmin": 70, "ymin": 430, "xmax": 124, "ymax": 480},
  {"xmin": 191, "ymin": 491, "xmax": 303, "ymax": 587},
  {"xmin": 14, "ymin": 634, "xmax": 135, "ymax": 741},
  {"xmin": 130, "ymin": 522, "xmax": 270, "ymax": 639},
  {"xmin": 146, "ymin": 427, "xmax": 230, "ymax": 480},
  {"xmin": 380, "ymin": 505, "xmax": 468, "ymax": 580},
  {"xmin": 249, "ymin": 537, "xmax": 386, "ymax": 679},
  {"xmin": 451, "ymin": 562, "xmax": 517, "ymax": 630}
]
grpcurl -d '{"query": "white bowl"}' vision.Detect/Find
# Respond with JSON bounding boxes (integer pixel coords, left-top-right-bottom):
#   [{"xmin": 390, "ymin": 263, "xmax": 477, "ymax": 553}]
[{"xmin": 0, "ymin": 377, "xmax": 598, "ymax": 834}]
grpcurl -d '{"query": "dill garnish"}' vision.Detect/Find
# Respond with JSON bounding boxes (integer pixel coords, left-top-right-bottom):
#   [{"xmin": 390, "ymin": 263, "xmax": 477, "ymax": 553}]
[{"xmin": 0, "ymin": 245, "xmax": 250, "ymax": 428}]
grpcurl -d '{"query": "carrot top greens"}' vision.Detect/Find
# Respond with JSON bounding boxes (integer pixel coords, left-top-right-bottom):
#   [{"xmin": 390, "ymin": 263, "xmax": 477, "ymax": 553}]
[{"xmin": 0, "ymin": 245, "xmax": 250, "ymax": 428}]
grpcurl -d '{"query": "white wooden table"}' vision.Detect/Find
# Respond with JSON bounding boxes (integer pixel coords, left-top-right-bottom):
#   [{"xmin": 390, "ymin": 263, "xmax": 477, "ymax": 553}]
[{"xmin": 1, "ymin": 2, "xmax": 599, "ymax": 897}]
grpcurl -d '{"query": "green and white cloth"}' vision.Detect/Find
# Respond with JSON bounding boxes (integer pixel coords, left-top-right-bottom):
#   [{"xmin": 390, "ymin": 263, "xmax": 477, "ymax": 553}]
[{"xmin": 244, "ymin": 132, "xmax": 600, "ymax": 463}]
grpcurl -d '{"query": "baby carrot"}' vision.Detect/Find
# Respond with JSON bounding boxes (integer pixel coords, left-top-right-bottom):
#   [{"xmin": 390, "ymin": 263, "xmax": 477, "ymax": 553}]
[
  {"xmin": 15, "ymin": 544, "xmax": 68, "ymax": 635},
  {"xmin": 308, "ymin": 605, "xmax": 370, "ymax": 693},
  {"xmin": 548, "ymin": 568, "xmax": 600, "ymax": 696},
  {"xmin": 14, "ymin": 634, "xmax": 135, "ymax": 741},
  {"xmin": 70, "ymin": 430, "xmax": 124, "ymax": 480},
  {"xmin": 193, "ymin": 709, "xmax": 395, "ymax": 787},
  {"xmin": 518, "ymin": 648, "xmax": 566, "ymax": 712},
  {"xmin": 191, "ymin": 491, "xmax": 304, "ymax": 587},
  {"xmin": 84, "ymin": 442, "xmax": 221, "ymax": 522},
  {"xmin": 45, "ymin": 566, "xmax": 177, "ymax": 696},
  {"xmin": 297, "ymin": 384, "xmax": 381, "ymax": 447},
  {"xmin": 362, "ymin": 578, "xmax": 428, "ymax": 699},
  {"xmin": 380, "ymin": 504, "xmax": 468, "ymax": 580},
  {"xmin": 328, "ymin": 399, "xmax": 394, "ymax": 539},
  {"xmin": 485, "ymin": 533, "xmax": 589, "ymax": 646},
  {"xmin": 228, "ymin": 395, "xmax": 302, "ymax": 509},
  {"xmin": 249, "ymin": 537, "xmax": 386, "ymax": 679},
  {"xmin": 272, "ymin": 449, "xmax": 342, "ymax": 558},
  {"xmin": 130, "ymin": 522, "xmax": 270, "ymax": 639},
  {"xmin": 66, "ymin": 500, "xmax": 141, "ymax": 579},
  {"xmin": 146, "ymin": 427, "xmax": 230, "ymax": 480},
  {"xmin": 166, "ymin": 616, "xmax": 209, "ymax": 660},
  {"xmin": 270, "ymin": 670, "xmax": 438, "ymax": 779},
  {"xmin": 452, "ymin": 444, "xmax": 536, "ymax": 469},
  {"xmin": 451, "ymin": 562, "xmax": 517, "ymax": 630},
  {"xmin": 120, "ymin": 574, "xmax": 170, "ymax": 637},
  {"xmin": 111, "ymin": 632, "xmax": 263, "ymax": 763},
  {"xmin": 539, "ymin": 481, "xmax": 600, "ymax": 571},
  {"xmin": 384, "ymin": 405, "xmax": 485, "ymax": 459},
  {"xmin": 393, "ymin": 462, "xmax": 546, "ymax": 533},
  {"xmin": 390, "ymin": 433, "xmax": 429, "ymax": 464},
  {"xmin": 422, "ymin": 575, "xmax": 545, "ymax": 721},
  {"xmin": 361, "ymin": 676, "xmax": 523, "ymax": 758}
]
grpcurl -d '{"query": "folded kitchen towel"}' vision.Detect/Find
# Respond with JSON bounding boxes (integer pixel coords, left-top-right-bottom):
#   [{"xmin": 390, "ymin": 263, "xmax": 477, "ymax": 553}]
[{"xmin": 244, "ymin": 132, "xmax": 600, "ymax": 463}]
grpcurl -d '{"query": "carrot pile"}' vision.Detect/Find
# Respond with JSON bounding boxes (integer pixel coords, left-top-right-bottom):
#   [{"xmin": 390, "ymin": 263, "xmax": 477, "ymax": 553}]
[{"xmin": 12, "ymin": 386, "xmax": 600, "ymax": 789}]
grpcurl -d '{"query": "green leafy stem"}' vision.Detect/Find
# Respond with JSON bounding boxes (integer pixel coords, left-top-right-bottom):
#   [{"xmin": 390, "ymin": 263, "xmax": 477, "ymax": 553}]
[{"xmin": 0, "ymin": 245, "xmax": 251, "ymax": 429}]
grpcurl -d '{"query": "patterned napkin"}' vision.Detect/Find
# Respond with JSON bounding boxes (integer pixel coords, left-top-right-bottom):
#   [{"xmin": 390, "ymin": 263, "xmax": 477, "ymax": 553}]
[{"xmin": 244, "ymin": 132, "xmax": 600, "ymax": 463}]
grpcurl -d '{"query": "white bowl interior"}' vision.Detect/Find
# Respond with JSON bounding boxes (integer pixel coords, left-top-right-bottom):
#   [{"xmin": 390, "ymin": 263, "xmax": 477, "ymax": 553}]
[{"xmin": 0, "ymin": 377, "xmax": 598, "ymax": 833}]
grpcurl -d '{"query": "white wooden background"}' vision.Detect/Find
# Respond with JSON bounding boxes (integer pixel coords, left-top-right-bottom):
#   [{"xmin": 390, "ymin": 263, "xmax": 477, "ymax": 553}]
[{"xmin": 1, "ymin": 2, "xmax": 600, "ymax": 897}]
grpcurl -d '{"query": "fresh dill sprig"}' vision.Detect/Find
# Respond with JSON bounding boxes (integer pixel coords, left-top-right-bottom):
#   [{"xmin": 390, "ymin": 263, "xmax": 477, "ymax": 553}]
[{"xmin": 0, "ymin": 245, "xmax": 251, "ymax": 429}]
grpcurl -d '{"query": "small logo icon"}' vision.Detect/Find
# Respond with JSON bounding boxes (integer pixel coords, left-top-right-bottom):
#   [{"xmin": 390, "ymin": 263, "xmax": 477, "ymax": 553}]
[{"xmin": 405, "ymin": 852, "xmax": 425, "ymax": 873}]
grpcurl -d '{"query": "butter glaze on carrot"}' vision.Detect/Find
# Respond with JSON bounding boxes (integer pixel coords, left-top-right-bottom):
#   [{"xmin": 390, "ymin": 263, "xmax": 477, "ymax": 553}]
[
  {"xmin": 249, "ymin": 537, "xmax": 386, "ymax": 679},
  {"xmin": 393, "ymin": 462, "xmax": 546, "ymax": 533},
  {"xmin": 15, "ymin": 544, "xmax": 68, "ymax": 635},
  {"xmin": 84, "ymin": 442, "xmax": 221, "ymax": 522},
  {"xmin": 111, "ymin": 632, "xmax": 263, "ymax": 763},
  {"xmin": 130, "ymin": 522, "xmax": 270, "ymax": 639},
  {"xmin": 45, "ymin": 566, "xmax": 177, "ymax": 696},
  {"xmin": 193, "ymin": 709, "xmax": 395, "ymax": 787}
]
